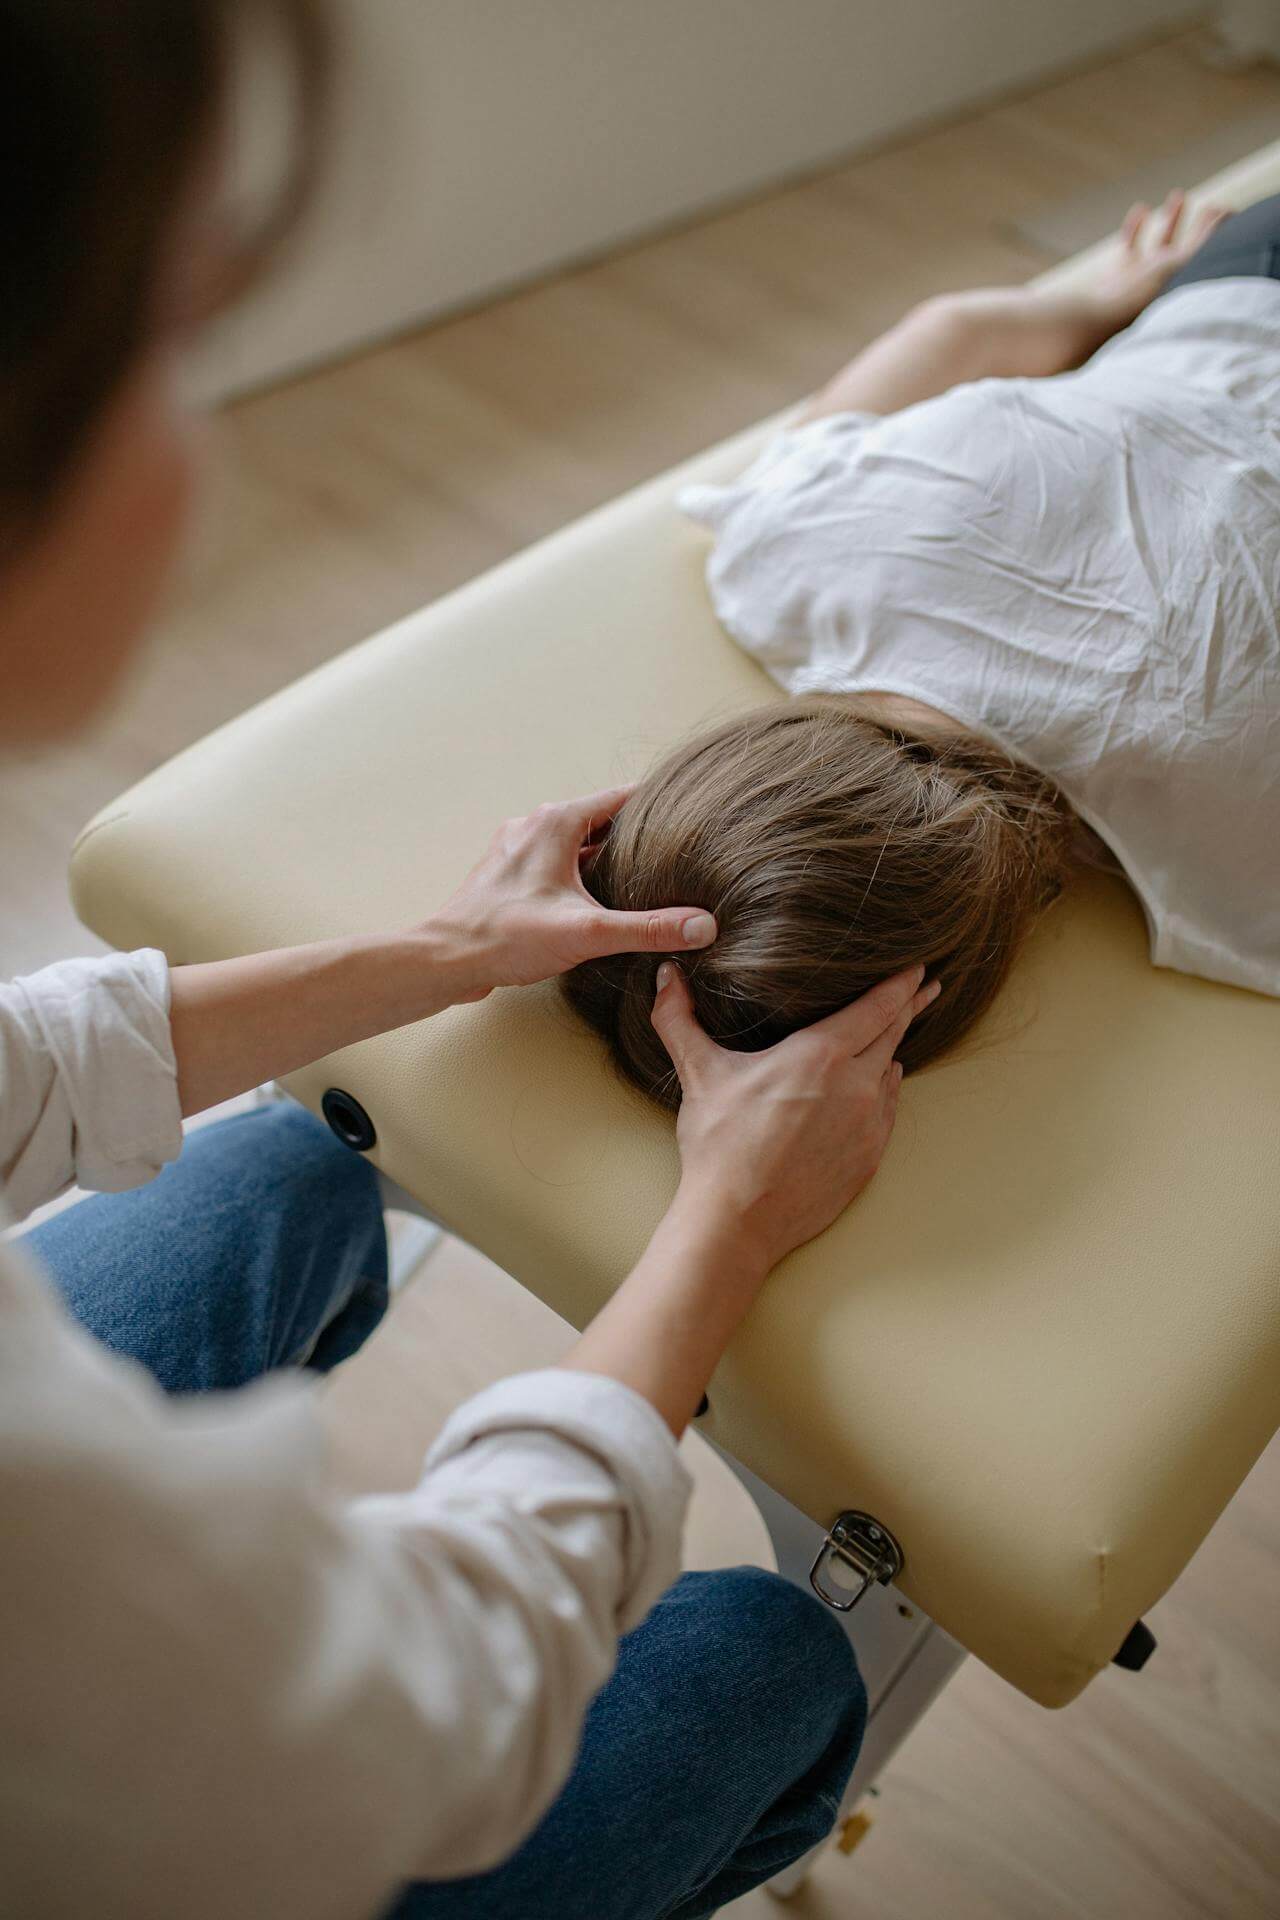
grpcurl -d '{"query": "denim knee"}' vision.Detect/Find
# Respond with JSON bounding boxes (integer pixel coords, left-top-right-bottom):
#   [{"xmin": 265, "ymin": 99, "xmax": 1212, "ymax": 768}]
[
  {"xmin": 381, "ymin": 1566, "xmax": 866, "ymax": 1920},
  {"xmin": 235, "ymin": 1103, "xmax": 389, "ymax": 1373},
  {"xmin": 661, "ymin": 1565, "xmax": 867, "ymax": 1763},
  {"xmin": 26, "ymin": 1099, "xmax": 388, "ymax": 1393},
  {"xmin": 233, "ymin": 1100, "xmax": 380, "ymax": 1210}
]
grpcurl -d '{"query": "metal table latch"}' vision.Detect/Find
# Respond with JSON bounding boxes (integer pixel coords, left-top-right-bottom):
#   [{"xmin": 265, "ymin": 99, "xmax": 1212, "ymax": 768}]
[{"xmin": 809, "ymin": 1510, "xmax": 904, "ymax": 1612}]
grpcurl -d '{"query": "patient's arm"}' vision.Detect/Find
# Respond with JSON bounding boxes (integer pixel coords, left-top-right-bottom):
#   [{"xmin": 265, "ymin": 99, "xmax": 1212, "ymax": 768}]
[{"xmin": 799, "ymin": 191, "xmax": 1228, "ymax": 421}]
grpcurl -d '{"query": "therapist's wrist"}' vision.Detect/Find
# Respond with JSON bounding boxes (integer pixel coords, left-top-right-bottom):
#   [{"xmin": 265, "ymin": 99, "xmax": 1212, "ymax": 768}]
[
  {"xmin": 665, "ymin": 1176, "xmax": 774, "ymax": 1292},
  {"xmin": 400, "ymin": 914, "xmax": 501, "ymax": 1010}
]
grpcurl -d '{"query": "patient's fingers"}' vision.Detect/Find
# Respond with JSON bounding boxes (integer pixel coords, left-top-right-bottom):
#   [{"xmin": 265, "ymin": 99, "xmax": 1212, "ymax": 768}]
[
  {"xmin": 1189, "ymin": 202, "xmax": 1231, "ymax": 248},
  {"xmin": 1120, "ymin": 192, "xmax": 1230, "ymax": 259},
  {"xmin": 1120, "ymin": 201, "xmax": 1148, "ymax": 250},
  {"xmin": 1156, "ymin": 188, "xmax": 1185, "ymax": 247},
  {"xmin": 650, "ymin": 961, "xmax": 714, "ymax": 1084}
]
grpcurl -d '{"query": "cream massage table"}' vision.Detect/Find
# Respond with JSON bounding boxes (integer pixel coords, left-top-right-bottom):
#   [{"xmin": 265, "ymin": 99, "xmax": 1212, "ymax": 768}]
[{"xmin": 71, "ymin": 143, "xmax": 1280, "ymax": 1882}]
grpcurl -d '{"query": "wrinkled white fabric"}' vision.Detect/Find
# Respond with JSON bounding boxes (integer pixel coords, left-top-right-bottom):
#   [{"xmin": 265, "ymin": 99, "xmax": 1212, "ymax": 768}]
[
  {"xmin": 0, "ymin": 949, "xmax": 182, "ymax": 1215},
  {"xmin": 682, "ymin": 278, "xmax": 1280, "ymax": 995},
  {"xmin": 0, "ymin": 951, "xmax": 691, "ymax": 1916}
]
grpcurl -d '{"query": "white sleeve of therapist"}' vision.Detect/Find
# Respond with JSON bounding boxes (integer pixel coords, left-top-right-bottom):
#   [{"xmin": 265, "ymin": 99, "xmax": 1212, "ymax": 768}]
[
  {"xmin": 354, "ymin": 1370, "xmax": 693, "ymax": 1875},
  {"xmin": 0, "ymin": 947, "xmax": 182, "ymax": 1218},
  {"xmin": 0, "ymin": 1246, "xmax": 692, "ymax": 1916},
  {"xmin": 0, "ymin": 949, "xmax": 692, "ymax": 1912}
]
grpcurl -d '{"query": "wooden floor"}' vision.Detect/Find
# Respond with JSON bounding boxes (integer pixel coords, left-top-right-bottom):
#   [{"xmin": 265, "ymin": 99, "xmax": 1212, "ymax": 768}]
[{"xmin": 5, "ymin": 23, "xmax": 1279, "ymax": 1918}]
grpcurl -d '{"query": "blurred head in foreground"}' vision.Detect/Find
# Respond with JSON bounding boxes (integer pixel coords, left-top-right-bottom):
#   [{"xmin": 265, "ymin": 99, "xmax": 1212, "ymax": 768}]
[{"xmin": 0, "ymin": 0, "xmax": 329, "ymax": 743}]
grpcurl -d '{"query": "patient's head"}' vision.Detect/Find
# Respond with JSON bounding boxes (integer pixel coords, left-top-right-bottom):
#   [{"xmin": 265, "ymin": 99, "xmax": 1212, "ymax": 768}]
[{"xmin": 564, "ymin": 699, "xmax": 1073, "ymax": 1108}]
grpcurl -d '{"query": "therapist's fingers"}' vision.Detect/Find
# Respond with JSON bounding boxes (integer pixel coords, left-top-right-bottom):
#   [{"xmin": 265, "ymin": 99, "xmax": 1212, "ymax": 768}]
[
  {"xmin": 549, "ymin": 785, "xmax": 637, "ymax": 852},
  {"xmin": 807, "ymin": 964, "xmax": 929, "ymax": 1059},
  {"xmin": 584, "ymin": 904, "xmax": 718, "ymax": 958},
  {"xmin": 858, "ymin": 977, "xmax": 942, "ymax": 1080},
  {"xmin": 509, "ymin": 787, "xmax": 635, "ymax": 878},
  {"xmin": 650, "ymin": 960, "xmax": 717, "ymax": 1085}
]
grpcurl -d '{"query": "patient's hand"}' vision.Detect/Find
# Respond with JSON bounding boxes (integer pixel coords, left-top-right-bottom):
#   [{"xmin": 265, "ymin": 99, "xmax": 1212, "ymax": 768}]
[
  {"xmin": 1089, "ymin": 191, "xmax": 1232, "ymax": 327},
  {"xmin": 432, "ymin": 786, "xmax": 718, "ymax": 998},
  {"xmin": 651, "ymin": 960, "xmax": 940, "ymax": 1272}
]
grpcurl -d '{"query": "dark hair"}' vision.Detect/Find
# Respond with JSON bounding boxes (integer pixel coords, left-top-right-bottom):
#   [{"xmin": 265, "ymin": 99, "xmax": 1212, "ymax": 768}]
[
  {"xmin": 0, "ymin": 0, "xmax": 329, "ymax": 547},
  {"xmin": 564, "ymin": 699, "xmax": 1075, "ymax": 1109}
]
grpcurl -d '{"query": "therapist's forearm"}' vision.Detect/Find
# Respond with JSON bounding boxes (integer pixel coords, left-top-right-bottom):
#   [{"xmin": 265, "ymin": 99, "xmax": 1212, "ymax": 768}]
[
  {"xmin": 562, "ymin": 1180, "xmax": 771, "ymax": 1439},
  {"xmin": 167, "ymin": 923, "xmax": 482, "ymax": 1117}
]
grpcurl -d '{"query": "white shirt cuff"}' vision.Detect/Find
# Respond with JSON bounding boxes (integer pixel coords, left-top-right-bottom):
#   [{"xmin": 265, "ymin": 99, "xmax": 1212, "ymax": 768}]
[{"xmin": 424, "ymin": 1367, "xmax": 692, "ymax": 1630}]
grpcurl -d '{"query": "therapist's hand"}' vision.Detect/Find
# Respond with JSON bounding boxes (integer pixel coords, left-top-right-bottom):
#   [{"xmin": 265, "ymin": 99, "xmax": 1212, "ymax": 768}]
[
  {"xmin": 562, "ymin": 960, "xmax": 938, "ymax": 1435},
  {"xmin": 431, "ymin": 787, "xmax": 717, "ymax": 997},
  {"xmin": 652, "ymin": 959, "xmax": 940, "ymax": 1272},
  {"xmin": 167, "ymin": 787, "xmax": 710, "ymax": 1118}
]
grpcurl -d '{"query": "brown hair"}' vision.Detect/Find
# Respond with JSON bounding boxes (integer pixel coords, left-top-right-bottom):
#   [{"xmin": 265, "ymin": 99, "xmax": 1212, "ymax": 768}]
[
  {"xmin": 564, "ymin": 699, "xmax": 1074, "ymax": 1108},
  {"xmin": 0, "ymin": 0, "xmax": 329, "ymax": 549}
]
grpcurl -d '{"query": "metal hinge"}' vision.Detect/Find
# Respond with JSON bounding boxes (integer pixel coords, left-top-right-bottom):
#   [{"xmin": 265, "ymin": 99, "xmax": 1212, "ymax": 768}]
[{"xmin": 809, "ymin": 1510, "xmax": 904, "ymax": 1612}]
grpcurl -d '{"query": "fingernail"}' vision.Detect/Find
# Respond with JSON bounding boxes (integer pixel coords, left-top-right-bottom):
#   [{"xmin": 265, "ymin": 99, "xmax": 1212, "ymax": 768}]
[
  {"xmin": 656, "ymin": 962, "xmax": 675, "ymax": 991},
  {"xmin": 925, "ymin": 978, "xmax": 942, "ymax": 1003},
  {"xmin": 913, "ymin": 962, "xmax": 927, "ymax": 984},
  {"xmin": 681, "ymin": 913, "xmax": 716, "ymax": 948}
]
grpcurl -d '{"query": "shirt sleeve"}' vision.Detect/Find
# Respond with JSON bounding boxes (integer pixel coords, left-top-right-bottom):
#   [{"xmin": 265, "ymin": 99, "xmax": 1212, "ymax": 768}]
[
  {"xmin": 0, "ymin": 1245, "xmax": 692, "ymax": 1917},
  {"xmin": 352, "ymin": 1368, "xmax": 692, "ymax": 1877},
  {"xmin": 0, "ymin": 949, "xmax": 182, "ymax": 1220}
]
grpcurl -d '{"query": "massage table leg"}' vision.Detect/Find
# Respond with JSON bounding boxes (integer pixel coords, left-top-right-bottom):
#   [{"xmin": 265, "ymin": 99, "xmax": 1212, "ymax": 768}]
[{"xmin": 716, "ymin": 1452, "xmax": 967, "ymax": 1895}]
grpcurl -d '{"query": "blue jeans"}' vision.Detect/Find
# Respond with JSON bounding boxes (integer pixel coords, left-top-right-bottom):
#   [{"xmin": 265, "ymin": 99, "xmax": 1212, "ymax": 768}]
[{"xmin": 25, "ymin": 1103, "xmax": 866, "ymax": 1919}]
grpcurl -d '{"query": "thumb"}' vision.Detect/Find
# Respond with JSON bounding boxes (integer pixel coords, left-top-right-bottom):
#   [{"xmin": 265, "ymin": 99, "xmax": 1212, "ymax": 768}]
[
  {"xmin": 586, "ymin": 905, "xmax": 717, "ymax": 959},
  {"xmin": 650, "ymin": 961, "xmax": 714, "ymax": 1086}
]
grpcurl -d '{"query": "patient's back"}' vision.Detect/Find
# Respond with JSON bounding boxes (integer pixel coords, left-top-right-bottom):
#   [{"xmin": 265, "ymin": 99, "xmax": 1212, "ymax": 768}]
[{"xmin": 681, "ymin": 277, "xmax": 1280, "ymax": 998}]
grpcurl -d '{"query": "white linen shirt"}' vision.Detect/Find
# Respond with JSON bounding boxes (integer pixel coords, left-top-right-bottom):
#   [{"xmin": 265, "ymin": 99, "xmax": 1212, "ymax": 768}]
[
  {"xmin": 0, "ymin": 948, "xmax": 691, "ymax": 1919},
  {"xmin": 682, "ymin": 278, "xmax": 1280, "ymax": 997}
]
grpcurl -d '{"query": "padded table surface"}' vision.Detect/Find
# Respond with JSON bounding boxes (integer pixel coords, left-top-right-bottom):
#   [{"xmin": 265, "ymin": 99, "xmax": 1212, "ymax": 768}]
[{"xmin": 71, "ymin": 145, "xmax": 1280, "ymax": 1707}]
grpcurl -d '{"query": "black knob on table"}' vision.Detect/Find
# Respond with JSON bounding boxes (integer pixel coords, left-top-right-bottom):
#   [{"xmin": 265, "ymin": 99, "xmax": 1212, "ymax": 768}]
[{"xmin": 322, "ymin": 1087, "xmax": 377, "ymax": 1153}]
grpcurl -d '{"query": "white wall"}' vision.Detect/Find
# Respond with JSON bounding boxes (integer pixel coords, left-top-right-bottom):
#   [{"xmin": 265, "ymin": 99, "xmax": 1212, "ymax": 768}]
[{"xmin": 200, "ymin": 0, "xmax": 1198, "ymax": 397}]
